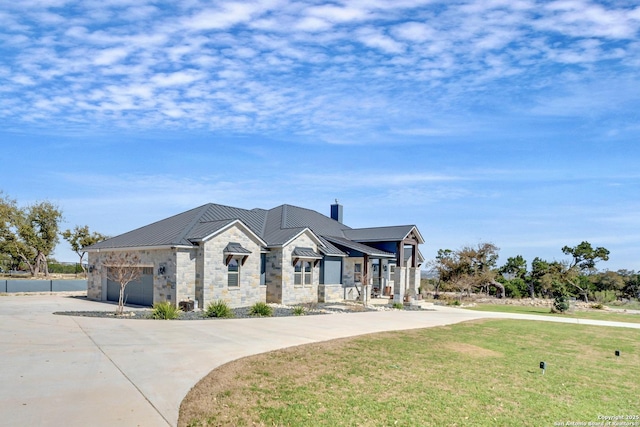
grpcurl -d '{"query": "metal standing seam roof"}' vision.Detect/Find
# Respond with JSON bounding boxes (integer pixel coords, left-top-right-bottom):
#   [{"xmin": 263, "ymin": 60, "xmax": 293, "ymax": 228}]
[
  {"xmin": 86, "ymin": 203, "xmax": 421, "ymax": 254},
  {"xmin": 324, "ymin": 236, "xmax": 396, "ymax": 258},
  {"xmin": 224, "ymin": 243, "xmax": 252, "ymax": 255},
  {"xmin": 291, "ymin": 247, "xmax": 323, "ymax": 259},
  {"xmin": 343, "ymin": 225, "xmax": 423, "ymax": 243}
]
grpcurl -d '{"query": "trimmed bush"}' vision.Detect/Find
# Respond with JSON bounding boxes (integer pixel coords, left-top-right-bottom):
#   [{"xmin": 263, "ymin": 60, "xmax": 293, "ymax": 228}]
[
  {"xmin": 206, "ymin": 300, "xmax": 234, "ymax": 318},
  {"xmin": 249, "ymin": 302, "xmax": 273, "ymax": 317},
  {"xmin": 552, "ymin": 295, "xmax": 570, "ymax": 313},
  {"xmin": 152, "ymin": 301, "xmax": 182, "ymax": 320},
  {"xmin": 392, "ymin": 302, "xmax": 404, "ymax": 310}
]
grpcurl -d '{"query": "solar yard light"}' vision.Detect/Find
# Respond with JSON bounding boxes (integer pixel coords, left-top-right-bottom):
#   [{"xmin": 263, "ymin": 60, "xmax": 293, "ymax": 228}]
[{"xmin": 539, "ymin": 361, "xmax": 546, "ymax": 375}]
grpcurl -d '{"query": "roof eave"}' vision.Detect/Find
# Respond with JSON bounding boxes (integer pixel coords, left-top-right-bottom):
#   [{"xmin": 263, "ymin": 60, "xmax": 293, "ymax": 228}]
[{"xmin": 86, "ymin": 244, "xmax": 193, "ymax": 252}]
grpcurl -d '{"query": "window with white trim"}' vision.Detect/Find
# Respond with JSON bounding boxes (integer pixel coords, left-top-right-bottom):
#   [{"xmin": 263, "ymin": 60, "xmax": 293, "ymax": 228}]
[
  {"xmin": 228, "ymin": 258, "xmax": 239, "ymax": 287},
  {"xmin": 294, "ymin": 260, "xmax": 312, "ymax": 286}
]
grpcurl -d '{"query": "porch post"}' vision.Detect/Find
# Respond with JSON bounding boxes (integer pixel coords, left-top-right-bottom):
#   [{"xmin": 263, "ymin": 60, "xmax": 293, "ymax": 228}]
[
  {"xmin": 363, "ymin": 254, "xmax": 369, "ymax": 305},
  {"xmin": 394, "ymin": 242, "xmax": 404, "ymax": 303}
]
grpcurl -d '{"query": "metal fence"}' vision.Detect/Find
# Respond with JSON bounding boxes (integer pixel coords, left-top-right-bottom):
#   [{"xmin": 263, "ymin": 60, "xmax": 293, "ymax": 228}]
[{"xmin": 1, "ymin": 279, "xmax": 87, "ymax": 293}]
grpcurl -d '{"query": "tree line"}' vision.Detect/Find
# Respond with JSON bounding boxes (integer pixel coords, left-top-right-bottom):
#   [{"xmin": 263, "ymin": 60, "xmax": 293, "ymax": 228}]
[
  {"xmin": 0, "ymin": 191, "xmax": 106, "ymax": 276},
  {"xmin": 427, "ymin": 241, "xmax": 640, "ymax": 302}
]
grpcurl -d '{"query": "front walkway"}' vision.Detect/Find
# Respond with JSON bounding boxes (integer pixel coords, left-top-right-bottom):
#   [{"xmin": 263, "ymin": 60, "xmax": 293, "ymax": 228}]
[{"xmin": 1, "ymin": 295, "xmax": 638, "ymax": 426}]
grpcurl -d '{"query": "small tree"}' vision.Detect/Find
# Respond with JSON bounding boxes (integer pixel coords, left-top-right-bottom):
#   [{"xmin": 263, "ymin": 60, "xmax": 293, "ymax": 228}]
[
  {"xmin": 62, "ymin": 225, "xmax": 107, "ymax": 275},
  {"xmin": 553, "ymin": 293, "xmax": 570, "ymax": 313},
  {"xmin": 105, "ymin": 253, "xmax": 142, "ymax": 315},
  {"xmin": 561, "ymin": 241, "xmax": 610, "ymax": 302}
]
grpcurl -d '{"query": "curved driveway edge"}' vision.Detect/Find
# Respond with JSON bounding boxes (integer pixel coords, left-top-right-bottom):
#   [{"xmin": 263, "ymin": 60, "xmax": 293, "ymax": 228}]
[{"xmin": 1, "ymin": 295, "xmax": 638, "ymax": 426}]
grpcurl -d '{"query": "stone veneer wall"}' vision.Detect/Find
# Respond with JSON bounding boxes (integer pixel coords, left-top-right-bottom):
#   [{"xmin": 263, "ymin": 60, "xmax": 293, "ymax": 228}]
[
  {"xmin": 391, "ymin": 266, "xmax": 421, "ymax": 303},
  {"xmin": 276, "ymin": 231, "xmax": 320, "ymax": 305},
  {"xmin": 175, "ymin": 248, "xmax": 197, "ymax": 307},
  {"xmin": 318, "ymin": 284, "xmax": 344, "ymax": 302},
  {"xmin": 201, "ymin": 224, "xmax": 264, "ymax": 308},
  {"xmin": 342, "ymin": 257, "xmax": 363, "ymax": 287},
  {"xmin": 87, "ymin": 248, "xmax": 182, "ymax": 305},
  {"xmin": 265, "ymin": 248, "xmax": 283, "ymax": 303}
]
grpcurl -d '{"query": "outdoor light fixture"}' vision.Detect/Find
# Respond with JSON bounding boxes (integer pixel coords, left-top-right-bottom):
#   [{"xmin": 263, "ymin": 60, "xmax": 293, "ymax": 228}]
[
  {"xmin": 158, "ymin": 265, "xmax": 166, "ymax": 275},
  {"xmin": 539, "ymin": 361, "xmax": 546, "ymax": 375}
]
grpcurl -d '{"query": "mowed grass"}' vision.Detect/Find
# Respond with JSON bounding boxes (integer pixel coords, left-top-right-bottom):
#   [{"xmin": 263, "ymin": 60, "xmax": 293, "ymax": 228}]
[
  {"xmin": 464, "ymin": 303, "xmax": 640, "ymax": 324},
  {"xmin": 179, "ymin": 320, "xmax": 640, "ymax": 427}
]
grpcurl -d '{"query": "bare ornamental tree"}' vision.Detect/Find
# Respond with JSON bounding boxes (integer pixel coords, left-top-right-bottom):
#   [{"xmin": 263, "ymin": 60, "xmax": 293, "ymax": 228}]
[{"xmin": 105, "ymin": 253, "xmax": 142, "ymax": 315}]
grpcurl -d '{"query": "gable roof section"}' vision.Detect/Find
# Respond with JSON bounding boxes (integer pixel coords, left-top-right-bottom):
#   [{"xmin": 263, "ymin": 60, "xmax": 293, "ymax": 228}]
[
  {"xmin": 87, "ymin": 204, "xmax": 212, "ymax": 250},
  {"xmin": 344, "ymin": 225, "xmax": 424, "ymax": 244},
  {"xmin": 87, "ymin": 203, "xmax": 267, "ymax": 251}
]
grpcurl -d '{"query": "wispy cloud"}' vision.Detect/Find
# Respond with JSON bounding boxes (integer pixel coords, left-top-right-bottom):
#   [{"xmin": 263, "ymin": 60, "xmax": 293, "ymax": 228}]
[{"xmin": 1, "ymin": 1, "xmax": 638, "ymax": 142}]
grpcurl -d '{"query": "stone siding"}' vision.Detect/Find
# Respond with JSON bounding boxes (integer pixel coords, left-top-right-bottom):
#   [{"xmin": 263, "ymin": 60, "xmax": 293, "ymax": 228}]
[
  {"xmin": 200, "ymin": 224, "xmax": 264, "ymax": 308},
  {"xmin": 342, "ymin": 257, "xmax": 364, "ymax": 287},
  {"xmin": 87, "ymin": 248, "xmax": 184, "ymax": 305},
  {"xmin": 265, "ymin": 248, "xmax": 283, "ymax": 303},
  {"xmin": 318, "ymin": 284, "xmax": 343, "ymax": 302},
  {"xmin": 268, "ymin": 231, "xmax": 320, "ymax": 305}
]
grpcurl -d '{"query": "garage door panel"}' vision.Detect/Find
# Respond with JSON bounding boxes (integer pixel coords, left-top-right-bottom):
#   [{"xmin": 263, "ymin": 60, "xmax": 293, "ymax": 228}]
[{"xmin": 107, "ymin": 268, "xmax": 154, "ymax": 306}]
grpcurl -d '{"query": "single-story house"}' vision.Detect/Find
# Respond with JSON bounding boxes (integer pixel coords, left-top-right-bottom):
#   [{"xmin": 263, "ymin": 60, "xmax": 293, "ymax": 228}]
[{"xmin": 86, "ymin": 201, "xmax": 424, "ymax": 308}]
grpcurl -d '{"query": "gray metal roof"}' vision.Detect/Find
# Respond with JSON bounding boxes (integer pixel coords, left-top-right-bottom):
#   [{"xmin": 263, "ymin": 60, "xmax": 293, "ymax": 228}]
[
  {"xmin": 292, "ymin": 247, "xmax": 323, "ymax": 259},
  {"xmin": 87, "ymin": 202, "xmax": 422, "ymax": 256},
  {"xmin": 343, "ymin": 225, "xmax": 424, "ymax": 243},
  {"xmin": 224, "ymin": 242, "xmax": 252, "ymax": 255},
  {"xmin": 317, "ymin": 236, "xmax": 347, "ymax": 257},
  {"xmin": 324, "ymin": 236, "xmax": 396, "ymax": 258},
  {"xmin": 87, "ymin": 204, "xmax": 214, "ymax": 249},
  {"xmin": 188, "ymin": 219, "xmax": 235, "ymax": 242}
]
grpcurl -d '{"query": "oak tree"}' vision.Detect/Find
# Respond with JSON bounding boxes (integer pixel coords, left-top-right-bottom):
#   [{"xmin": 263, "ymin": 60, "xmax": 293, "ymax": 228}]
[{"xmin": 62, "ymin": 225, "xmax": 107, "ymax": 274}]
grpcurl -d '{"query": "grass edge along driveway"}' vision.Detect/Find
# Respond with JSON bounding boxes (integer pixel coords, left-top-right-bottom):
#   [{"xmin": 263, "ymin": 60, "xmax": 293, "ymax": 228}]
[
  {"xmin": 463, "ymin": 303, "xmax": 640, "ymax": 324},
  {"xmin": 179, "ymin": 319, "xmax": 640, "ymax": 427}
]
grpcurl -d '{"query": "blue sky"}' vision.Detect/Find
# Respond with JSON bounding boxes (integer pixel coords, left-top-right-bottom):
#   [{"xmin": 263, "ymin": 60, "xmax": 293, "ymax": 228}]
[{"xmin": 1, "ymin": 0, "xmax": 639, "ymax": 272}]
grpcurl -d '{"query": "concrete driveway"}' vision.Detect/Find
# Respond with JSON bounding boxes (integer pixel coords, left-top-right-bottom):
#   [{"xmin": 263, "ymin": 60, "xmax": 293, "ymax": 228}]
[{"xmin": 1, "ymin": 295, "xmax": 638, "ymax": 426}]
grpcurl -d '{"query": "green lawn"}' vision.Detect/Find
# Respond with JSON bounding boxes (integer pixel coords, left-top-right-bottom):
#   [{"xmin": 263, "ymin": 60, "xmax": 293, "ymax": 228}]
[
  {"xmin": 179, "ymin": 319, "xmax": 640, "ymax": 426},
  {"xmin": 464, "ymin": 303, "xmax": 640, "ymax": 324}
]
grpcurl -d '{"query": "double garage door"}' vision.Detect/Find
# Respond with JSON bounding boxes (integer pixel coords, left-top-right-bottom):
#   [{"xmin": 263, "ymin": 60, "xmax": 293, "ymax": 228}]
[{"xmin": 106, "ymin": 267, "xmax": 154, "ymax": 307}]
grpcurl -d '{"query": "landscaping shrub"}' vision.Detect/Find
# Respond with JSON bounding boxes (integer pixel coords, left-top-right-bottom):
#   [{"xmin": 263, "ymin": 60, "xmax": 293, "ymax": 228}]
[
  {"xmin": 205, "ymin": 300, "xmax": 234, "ymax": 318},
  {"xmin": 249, "ymin": 302, "xmax": 273, "ymax": 317},
  {"xmin": 152, "ymin": 301, "xmax": 182, "ymax": 320},
  {"xmin": 552, "ymin": 295, "xmax": 570, "ymax": 313},
  {"xmin": 292, "ymin": 306, "xmax": 306, "ymax": 316},
  {"xmin": 590, "ymin": 303, "xmax": 604, "ymax": 310},
  {"xmin": 392, "ymin": 302, "xmax": 404, "ymax": 310}
]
